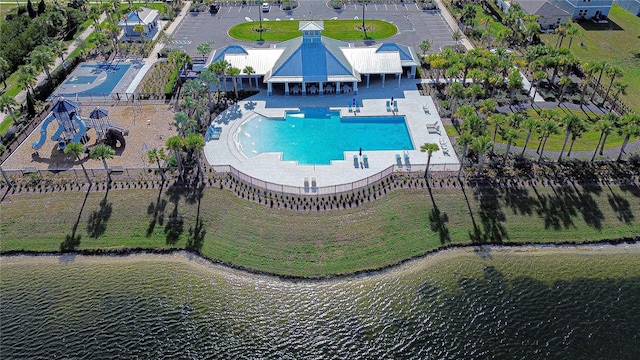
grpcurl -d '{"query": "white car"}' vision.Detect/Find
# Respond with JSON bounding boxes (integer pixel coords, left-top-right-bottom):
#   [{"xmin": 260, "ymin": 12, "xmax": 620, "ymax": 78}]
[{"xmin": 261, "ymin": 2, "xmax": 270, "ymax": 12}]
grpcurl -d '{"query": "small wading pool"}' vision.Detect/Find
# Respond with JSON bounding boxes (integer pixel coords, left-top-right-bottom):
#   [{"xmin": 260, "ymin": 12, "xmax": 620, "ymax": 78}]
[{"xmin": 236, "ymin": 108, "xmax": 414, "ymax": 165}]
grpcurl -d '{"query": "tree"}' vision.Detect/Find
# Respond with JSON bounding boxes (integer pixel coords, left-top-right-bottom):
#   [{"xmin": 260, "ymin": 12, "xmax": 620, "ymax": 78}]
[
  {"xmin": 489, "ymin": 113, "xmax": 506, "ymax": 153},
  {"xmin": 27, "ymin": 0, "xmax": 36, "ymax": 18},
  {"xmin": 166, "ymin": 135, "xmax": 185, "ymax": 182},
  {"xmin": 609, "ymin": 81, "xmax": 629, "ymax": 113},
  {"xmin": 590, "ymin": 61, "xmax": 608, "ymax": 102},
  {"xmin": 17, "ymin": 65, "xmax": 37, "ymax": 95},
  {"xmin": 616, "ymin": 114, "xmax": 640, "ymax": 161},
  {"xmin": 198, "ymin": 69, "xmax": 218, "ymax": 116},
  {"xmin": 448, "ymin": 82, "xmax": 465, "ymax": 115},
  {"xmin": 521, "ymin": 118, "xmax": 540, "ymax": 155},
  {"xmin": 457, "ymin": 133, "xmax": 474, "ymax": 178},
  {"xmin": 555, "ymin": 23, "xmax": 567, "ymax": 48},
  {"xmin": 420, "ymin": 143, "xmax": 440, "ymax": 181},
  {"xmin": 566, "ymin": 24, "xmax": 579, "ymax": 50},
  {"xmin": 210, "ymin": 59, "xmax": 230, "ymax": 95},
  {"xmin": 566, "ymin": 118, "xmax": 588, "ymax": 157},
  {"xmin": 419, "ymin": 39, "xmax": 432, "ymax": 57},
  {"xmin": 580, "ymin": 60, "xmax": 600, "ymax": 105},
  {"xmin": 37, "ymin": 0, "xmax": 46, "ymax": 15},
  {"xmin": 524, "ymin": 21, "xmax": 540, "ymax": 44},
  {"xmin": 451, "ymin": 30, "xmax": 462, "ymax": 45},
  {"xmin": 557, "ymin": 76, "xmax": 572, "ymax": 103},
  {"xmin": 0, "ymin": 95, "xmax": 18, "ymax": 118},
  {"xmin": 0, "ymin": 57, "xmax": 9, "ymax": 89},
  {"xmin": 243, "ymin": 66, "xmax": 255, "ymax": 89},
  {"xmin": 502, "ymin": 128, "xmax": 520, "ymax": 164},
  {"xmin": 89, "ymin": 144, "xmax": 115, "ymax": 183},
  {"xmin": 29, "ymin": 46, "xmax": 54, "ymax": 81},
  {"xmin": 592, "ymin": 115, "xmax": 615, "ymax": 160},
  {"xmin": 185, "ymin": 133, "xmax": 205, "ymax": 184},
  {"xmin": 196, "ymin": 41, "xmax": 213, "ymax": 60},
  {"xmin": 147, "ymin": 148, "xmax": 168, "ymax": 182},
  {"xmin": 470, "ymin": 135, "xmax": 492, "ymax": 174},
  {"xmin": 507, "ymin": 70, "xmax": 523, "ymax": 104},
  {"xmin": 133, "ymin": 23, "xmax": 146, "ymax": 45},
  {"xmin": 602, "ymin": 65, "xmax": 623, "ymax": 107},
  {"xmin": 359, "ymin": 0, "xmax": 370, "ymax": 38},
  {"xmin": 64, "ymin": 142, "xmax": 91, "ymax": 185},
  {"xmin": 49, "ymin": 39, "xmax": 67, "ymax": 65},
  {"xmin": 538, "ymin": 118, "xmax": 560, "ymax": 162},
  {"xmin": 227, "ymin": 66, "xmax": 241, "ymax": 99}
]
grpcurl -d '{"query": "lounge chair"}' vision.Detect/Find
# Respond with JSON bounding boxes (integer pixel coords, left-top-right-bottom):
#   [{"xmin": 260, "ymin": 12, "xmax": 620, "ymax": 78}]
[
  {"xmin": 386, "ymin": 101, "xmax": 391, "ymax": 112},
  {"xmin": 311, "ymin": 177, "xmax": 317, "ymax": 192},
  {"xmin": 423, "ymin": 105, "xmax": 431, "ymax": 114},
  {"xmin": 363, "ymin": 155, "xmax": 369, "ymax": 168},
  {"xmin": 396, "ymin": 154, "xmax": 403, "ymax": 168},
  {"xmin": 348, "ymin": 103, "xmax": 353, "ymax": 112},
  {"xmin": 404, "ymin": 152, "xmax": 411, "ymax": 168},
  {"xmin": 304, "ymin": 177, "xmax": 309, "ymax": 193},
  {"xmin": 354, "ymin": 154, "xmax": 360, "ymax": 168},
  {"xmin": 393, "ymin": 100, "xmax": 398, "ymax": 112}
]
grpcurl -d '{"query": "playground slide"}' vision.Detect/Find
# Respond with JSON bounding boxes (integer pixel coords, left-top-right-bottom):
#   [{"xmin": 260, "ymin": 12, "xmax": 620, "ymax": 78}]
[
  {"xmin": 31, "ymin": 113, "xmax": 56, "ymax": 150},
  {"xmin": 51, "ymin": 123, "xmax": 65, "ymax": 142},
  {"xmin": 72, "ymin": 115, "xmax": 87, "ymax": 144}
]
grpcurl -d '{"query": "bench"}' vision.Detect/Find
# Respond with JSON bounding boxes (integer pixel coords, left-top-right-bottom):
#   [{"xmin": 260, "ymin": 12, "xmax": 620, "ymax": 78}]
[{"xmin": 109, "ymin": 166, "xmax": 124, "ymax": 173}]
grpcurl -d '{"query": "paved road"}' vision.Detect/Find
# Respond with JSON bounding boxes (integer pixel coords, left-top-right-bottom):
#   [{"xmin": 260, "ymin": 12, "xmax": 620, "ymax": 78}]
[{"xmin": 170, "ymin": 0, "xmax": 460, "ymax": 55}]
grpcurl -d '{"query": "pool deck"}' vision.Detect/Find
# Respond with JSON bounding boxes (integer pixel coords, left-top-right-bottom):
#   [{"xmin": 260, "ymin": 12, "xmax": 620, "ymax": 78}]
[{"xmin": 204, "ymin": 79, "xmax": 460, "ymax": 192}]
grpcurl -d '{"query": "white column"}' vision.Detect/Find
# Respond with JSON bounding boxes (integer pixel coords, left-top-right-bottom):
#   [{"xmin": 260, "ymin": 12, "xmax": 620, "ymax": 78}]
[
  {"xmin": 336, "ymin": 81, "xmax": 341, "ymax": 95},
  {"xmin": 410, "ymin": 66, "xmax": 416, "ymax": 79},
  {"xmin": 285, "ymin": 82, "xmax": 290, "ymax": 96},
  {"xmin": 302, "ymin": 82, "xmax": 307, "ymax": 96},
  {"xmin": 267, "ymin": 83, "xmax": 273, "ymax": 96},
  {"xmin": 353, "ymin": 81, "xmax": 358, "ymax": 95},
  {"xmin": 319, "ymin": 82, "xmax": 324, "ymax": 96},
  {"xmin": 397, "ymin": 72, "xmax": 401, "ymax": 86},
  {"xmin": 382, "ymin": 74, "xmax": 386, "ymax": 87},
  {"xmin": 366, "ymin": 74, "xmax": 370, "ymax": 88}
]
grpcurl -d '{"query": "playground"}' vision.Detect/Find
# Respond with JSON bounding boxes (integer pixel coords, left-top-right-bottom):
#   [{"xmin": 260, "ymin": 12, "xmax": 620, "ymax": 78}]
[{"xmin": 1, "ymin": 101, "xmax": 177, "ymax": 171}]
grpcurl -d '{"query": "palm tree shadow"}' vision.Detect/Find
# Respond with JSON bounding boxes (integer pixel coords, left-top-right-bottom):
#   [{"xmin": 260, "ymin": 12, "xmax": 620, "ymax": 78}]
[
  {"xmin": 87, "ymin": 188, "xmax": 112, "ymax": 238},
  {"xmin": 607, "ymin": 185, "xmax": 634, "ymax": 224},
  {"xmin": 146, "ymin": 182, "xmax": 167, "ymax": 237},
  {"xmin": 427, "ymin": 185, "xmax": 450, "ymax": 244},
  {"xmin": 62, "ymin": 185, "xmax": 92, "ymax": 251}
]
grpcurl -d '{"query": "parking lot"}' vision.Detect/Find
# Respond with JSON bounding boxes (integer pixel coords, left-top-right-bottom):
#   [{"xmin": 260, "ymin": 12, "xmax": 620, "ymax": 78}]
[{"xmin": 170, "ymin": 0, "xmax": 457, "ymax": 55}]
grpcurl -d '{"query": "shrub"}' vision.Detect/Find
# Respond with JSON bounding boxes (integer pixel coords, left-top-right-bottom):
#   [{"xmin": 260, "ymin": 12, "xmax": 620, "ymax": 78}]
[{"xmin": 330, "ymin": 0, "xmax": 343, "ymax": 9}]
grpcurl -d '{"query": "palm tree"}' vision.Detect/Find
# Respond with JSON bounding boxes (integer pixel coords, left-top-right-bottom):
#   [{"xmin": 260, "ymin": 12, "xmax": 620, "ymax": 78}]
[
  {"xmin": 0, "ymin": 95, "xmax": 18, "ymax": 118},
  {"xmin": 227, "ymin": 67, "xmax": 241, "ymax": 99},
  {"xmin": 591, "ymin": 116, "xmax": 614, "ymax": 161},
  {"xmin": 602, "ymin": 65, "xmax": 623, "ymax": 107},
  {"xmin": 64, "ymin": 142, "xmax": 91, "ymax": 185},
  {"xmin": 579, "ymin": 60, "xmax": 599, "ymax": 105},
  {"xmin": 419, "ymin": 39, "xmax": 432, "ymax": 57},
  {"xmin": 489, "ymin": 113, "xmax": 506, "ymax": 153},
  {"xmin": 451, "ymin": 30, "xmax": 462, "ymax": 45},
  {"xmin": 470, "ymin": 135, "xmax": 492, "ymax": 174},
  {"xmin": 198, "ymin": 69, "xmax": 218, "ymax": 116},
  {"xmin": 133, "ymin": 23, "xmax": 146, "ymax": 48},
  {"xmin": 590, "ymin": 61, "xmax": 608, "ymax": 102},
  {"xmin": 507, "ymin": 70, "xmax": 523, "ymax": 104},
  {"xmin": 521, "ymin": 118, "xmax": 540, "ymax": 155},
  {"xmin": 166, "ymin": 135, "xmax": 185, "ymax": 182},
  {"xmin": 448, "ymin": 82, "xmax": 465, "ymax": 115},
  {"xmin": 29, "ymin": 46, "xmax": 54, "ymax": 81},
  {"xmin": 89, "ymin": 144, "xmax": 115, "ymax": 183},
  {"xmin": 196, "ymin": 41, "xmax": 213, "ymax": 60},
  {"xmin": 609, "ymin": 81, "xmax": 629, "ymax": 113},
  {"xmin": 538, "ymin": 119, "xmax": 560, "ymax": 162},
  {"xmin": 454, "ymin": 105, "xmax": 475, "ymax": 131},
  {"xmin": 457, "ymin": 133, "xmax": 474, "ymax": 178},
  {"xmin": 557, "ymin": 76, "xmax": 572, "ymax": 103},
  {"xmin": 554, "ymin": 23, "xmax": 568, "ymax": 48},
  {"xmin": 616, "ymin": 114, "xmax": 640, "ymax": 161},
  {"xmin": 0, "ymin": 56, "xmax": 10, "ymax": 89},
  {"xmin": 147, "ymin": 148, "xmax": 168, "ymax": 181},
  {"xmin": 420, "ymin": 143, "xmax": 440, "ymax": 181},
  {"xmin": 185, "ymin": 133, "xmax": 205, "ymax": 184},
  {"xmin": 598, "ymin": 113, "xmax": 619, "ymax": 157},
  {"xmin": 566, "ymin": 118, "xmax": 588, "ymax": 157},
  {"xmin": 502, "ymin": 128, "xmax": 520, "ymax": 164},
  {"xmin": 17, "ymin": 65, "xmax": 37, "ymax": 95},
  {"xmin": 565, "ymin": 24, "xmax": 579, "ymax": 50},
  {"xmin": 210, "ymin": 59, "xmax": 231, "ymax": 95},
  {"xmin": 242, "ymin": 66, "xmax": 255, "ymax": 89}
]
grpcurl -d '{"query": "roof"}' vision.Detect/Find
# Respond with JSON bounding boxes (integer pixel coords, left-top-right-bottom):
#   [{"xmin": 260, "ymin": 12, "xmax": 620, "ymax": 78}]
[
  {"xmin": 517, "ymin": 0, "xmax": 570, "ymax": 17},
  {"xmin": 375, "ymin": 43, "xmax": 421, "ymax": 67},
  {"xmin": 51, "ymin": 98, "xmax": 80, "ymax": 114},
  {"xmin": 118, "ymin": 8, "xmax": 159, "ymax": 26},
  {"xmin": 299, "ymin": 21, "xmax": 324, "ymax": 31}
]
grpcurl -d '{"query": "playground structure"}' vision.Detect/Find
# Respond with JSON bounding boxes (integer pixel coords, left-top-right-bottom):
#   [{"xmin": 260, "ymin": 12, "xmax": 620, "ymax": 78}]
[{"xmin": 32, "ymin": 98, "xmax": 128, "ymax": 151}]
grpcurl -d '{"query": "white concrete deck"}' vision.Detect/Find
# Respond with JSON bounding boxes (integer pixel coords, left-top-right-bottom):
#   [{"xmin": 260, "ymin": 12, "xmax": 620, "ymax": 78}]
[{"xmin": 204, "ymin": 79, "xmax": 460, "ymax": 191}]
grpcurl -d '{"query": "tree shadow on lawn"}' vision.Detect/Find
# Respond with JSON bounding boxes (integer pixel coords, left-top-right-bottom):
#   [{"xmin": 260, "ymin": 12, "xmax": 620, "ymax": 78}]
[
  {"xmin": 607, "ymin": 185, "xmax": 635, "ymax": 224},
  {"xmin": 147, "ymin": 182, "xmax": 167, "ymax": 237},
  {"xmin": 87, "ymin": 188, "xmax": 112, "ymax": 238},
  {"xmin": 427, "ymin": 185, "xmax": 451, "ymax": 244},
  {"xmin": 163, "ymin": 183, "xmax": 205, "ymax": 246},
  {"xmin": 61, "ymin": 186, "xmax": 92, "ymax": 251},
  {"xmin": 466, "ymin": 177, "xmax": 509, "ymax": 244}
]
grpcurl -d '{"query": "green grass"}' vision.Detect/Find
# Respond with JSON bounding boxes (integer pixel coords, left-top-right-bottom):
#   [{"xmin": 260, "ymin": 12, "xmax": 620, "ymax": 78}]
[
  {"xmin": 2, "ymin": 184, "xmax": 639, "ymax": 277},
  {"xmin": 228, "ymin": 20, "xmax": 397, "ymax": 42},
  {"xmin": 540, "ymin": 4, "xmax": 640, "ymax": 113}
]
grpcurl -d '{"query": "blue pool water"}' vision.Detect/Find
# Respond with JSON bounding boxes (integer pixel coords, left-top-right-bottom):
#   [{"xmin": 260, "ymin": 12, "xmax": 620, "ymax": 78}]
[
  {"xmin": 57, "ymin": 63, "xmax": 131, "ymax": 97},
  {"xmin": 237, "ymin": 108, "xmax": 414, "ymax": 165}
]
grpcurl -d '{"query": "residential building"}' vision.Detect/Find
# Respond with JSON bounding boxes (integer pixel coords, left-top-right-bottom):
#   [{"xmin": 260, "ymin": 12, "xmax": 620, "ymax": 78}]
[{"xmin": 118, "ymin": 8, "xmax": 160, "ymax": 42}]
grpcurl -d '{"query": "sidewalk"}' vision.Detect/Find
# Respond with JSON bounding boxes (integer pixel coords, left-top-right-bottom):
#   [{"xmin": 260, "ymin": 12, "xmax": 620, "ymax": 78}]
[
  {"xmin": 0, "ymin": 13, "xmax": 107, "ymax": 124},
  {"xmin": 434, "ymin": 0, "xmax": 473, "ymax": 51}
]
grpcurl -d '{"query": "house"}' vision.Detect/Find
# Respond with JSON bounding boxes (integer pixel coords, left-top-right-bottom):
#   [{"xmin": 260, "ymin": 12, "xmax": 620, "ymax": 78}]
[
  {"xmin": 550, "ymin": 0, "xmax": 614, "ymax": 20},
  {"xmin": 517, "ymin": 0, "xmax": 571, "ymax": 29},
  {"xmin": 202, "ymin": 21, "xmax": 421, "ymax": 96},
  {"xmin": 118, "ymin": 7, "xmax": 160, "ymax": 42},
  {"xmin": 615, "ymin": 0, "xmax": 640, "ymax": 15}
]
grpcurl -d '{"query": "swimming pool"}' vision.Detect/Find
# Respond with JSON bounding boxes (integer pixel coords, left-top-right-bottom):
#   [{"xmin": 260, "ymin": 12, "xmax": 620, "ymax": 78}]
[{"xmin": 236, "ymin": 108, "xmax": 414, "ymax": 165}]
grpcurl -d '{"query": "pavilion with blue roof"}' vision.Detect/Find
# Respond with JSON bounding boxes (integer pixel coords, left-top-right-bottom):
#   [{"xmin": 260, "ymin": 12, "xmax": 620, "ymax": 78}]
[{"xmin": 207, "ymin": 21, "xmax": 421, "ymax": 96}]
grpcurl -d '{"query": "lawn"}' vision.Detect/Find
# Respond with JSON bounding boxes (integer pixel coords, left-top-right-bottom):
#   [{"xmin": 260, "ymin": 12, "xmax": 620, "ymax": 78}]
[
  {"xmin": 2, "ymin": 184, "xmax": 639, "ymax": 277},
  {"xmin": 540, "ymin": 4, "xmax": 640, "ymax": 113},
  {"xmin": 228, "ymin": 19, "xmax": 398, "ymax": 42}
]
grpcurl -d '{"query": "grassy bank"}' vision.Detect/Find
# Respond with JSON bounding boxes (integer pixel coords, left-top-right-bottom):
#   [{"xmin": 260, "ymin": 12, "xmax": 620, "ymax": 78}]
[{"xmin": 2, "ymin": 182, "xmax": 639, "ymax": 277}]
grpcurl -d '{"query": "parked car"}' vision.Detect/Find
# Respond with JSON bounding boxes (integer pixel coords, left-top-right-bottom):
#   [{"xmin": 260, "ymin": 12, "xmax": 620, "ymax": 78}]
[
  {"xmin": 261, "ymin": 2, "xmax": 270, "ymax": 12},
  {"xmin": 209, "ymin": 4, "xmax": 219, "ymax": 13}
]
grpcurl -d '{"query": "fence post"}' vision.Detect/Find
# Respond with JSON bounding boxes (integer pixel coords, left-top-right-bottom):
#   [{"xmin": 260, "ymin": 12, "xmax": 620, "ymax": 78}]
[{"xmin": 0, "ymin": 166, "xmax": 12, "ymax": 188}]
